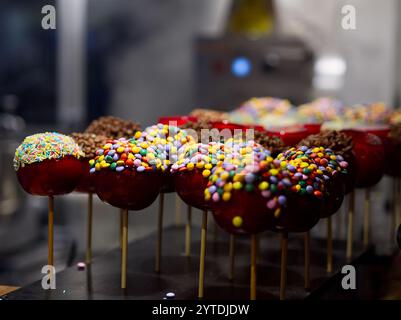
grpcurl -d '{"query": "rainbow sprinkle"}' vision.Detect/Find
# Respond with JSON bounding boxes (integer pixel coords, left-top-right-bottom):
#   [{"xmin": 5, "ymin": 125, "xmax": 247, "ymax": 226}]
[{"xmin": 14, "ymin": 132, "xmax": 84, "ymax": 171}]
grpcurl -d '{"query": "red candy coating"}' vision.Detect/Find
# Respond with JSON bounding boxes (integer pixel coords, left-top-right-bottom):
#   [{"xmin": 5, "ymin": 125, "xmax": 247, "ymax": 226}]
[
  {"xmin": 212, "ymin": 190, "xmax": 276, "ymax": 235},
  {"xmin": 274, "ymin": 194, "xmax": 322, "ymax": 232},
  {"xmin": 319, "ymin": 178, "xmax": 345, "ymax": 218},
  {"xmin": 158, "ymin": 115, "xmax": 198, "ymax": 126},
  {"xmin": 95, "ymin": 170, "xmax": 162, "ymax": 210},
  {"xmin": 267, "ymin": 126, "xmax": 309, "ymax": 147},
  {"xmin": 343, "ymin": 129, "xmax": 385, "ymax": 188},
  {"xmin": 75, "ymin": 158, "xmax": 96, "ymax": 193},
  {"xmin": 17, "ymin": 156, "xmax": 83, "ymax": 196},
  {"xmin": 174, "ymin": 170, "xmax": 209, "ymax": 211}
]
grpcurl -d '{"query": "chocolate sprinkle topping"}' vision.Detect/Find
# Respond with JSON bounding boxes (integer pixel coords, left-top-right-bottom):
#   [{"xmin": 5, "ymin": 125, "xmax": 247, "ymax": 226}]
[
  {"xmin": 84, "ymin": 116, "xmax": 141, "ymax": 139},
  {"xmin": 298, "ymin": 130, "xmax": 354, "ymax": 156},
  {"xmin": 70, "ymin": 133, "xmax": 108, "ymax": 159}
]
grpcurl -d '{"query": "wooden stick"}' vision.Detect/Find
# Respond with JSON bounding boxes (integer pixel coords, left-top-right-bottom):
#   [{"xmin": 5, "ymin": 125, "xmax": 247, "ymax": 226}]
[
  {"xmin": 304, "ymin": 231, "xmax": 310, "ymax": 290},
  {"xmin": 48, "ymin": 196, "xmax": 54, "ymax": 267},
  {"xmin": 85, "ymin": 193, "xmax": 93, "ymax": 264},
  {"xmin": 198, "ymin": 210, "xmax": 208, "ymax": 299},
  {"xmin": 228, "ymin": 234, "xmax": 235, "ymax": 281},
  {"xmin": 121, "ymin": 209, "xmax": 128, "ymax": 289},
  {"xmin": 175, "ymin": 194, "xmax": 182, "ymax": 226},
  {"xmin": 280, "ymin": 232, "xmax": 288, "ymax": 300},
  {"xmin": 346, "ymin": 190, "xmax": 355, "ymax": 261},
  {"xmin": 327, "ymin": 216, "xmax": 333, "ymax": 273},
  {"xmin": 155, "ymin": 193, "xmax": 164, "ymax": 273},
  {"xmin": 363, "ymin": 188, "xmax": 371, "ymax": 249},
  {"xmin": 250, "ymin": 234, "xmax": 257, "ymax": 300}
]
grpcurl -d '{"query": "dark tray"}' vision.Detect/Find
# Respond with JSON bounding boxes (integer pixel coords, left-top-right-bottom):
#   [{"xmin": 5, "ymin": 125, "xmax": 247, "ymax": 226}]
[{"xmin": 3, "ymin": 224, "xmax": 371, "ymax": 300}]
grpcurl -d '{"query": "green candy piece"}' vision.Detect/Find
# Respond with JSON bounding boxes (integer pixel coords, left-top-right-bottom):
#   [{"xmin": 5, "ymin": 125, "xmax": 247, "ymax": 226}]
[
  {"xmin": 245, "ymin": 184, "xmax": 254, "ymax": 192},
  {"xmin": 217, "ymin": 188, "xmax": 224, "ymax": 196},
  {"xmin": 140, "ymin": 149, "xmax": 147, "ymax": 156},
  {"xmin": 299, "ymin": 180, "xmax": 306, "ymax": 187},
  {"xmin": 300, "ymin": 188, "xmax": 306, "ymax": 195},
  {"xmin": 303, "ymin": 168, "xmax": 311, "ymax": 174},
  {"xmin": 105, "ymin": 155, "xmax": 113, "ymax": 163},
  {"xmin": 270, "ymin": 184, "xmax": 277, "ymax": 193},
  {"xmin": 110, "ymin": 162, "xmax": 117, "ymax": 170}
]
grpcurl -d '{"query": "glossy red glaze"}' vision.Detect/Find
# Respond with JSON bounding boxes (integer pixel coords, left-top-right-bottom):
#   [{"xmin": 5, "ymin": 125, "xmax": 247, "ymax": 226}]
[
  {"xmin": 267, "ymin": 126, "xmax": 309, "ymax": 147},
  {"xmin": 303, "ymin": 123, "xmax": 322, "ymax": 135},
  {"xmin": 212, "ymin": 190, "xmax": 275, "ymax": 235},
  {"xmin": 274, "ymin": 194, "xmax": 322, "ymax": 232},
  {"xmin": 160, "ymin": 172, "xmax": 175, "ymax": 193},
  {"xmin": 209, "ymin": 121, "xmax": 247, "ymax": 134},
  {"xmin": 343, "ymin": 151, "xmax": 357, "ymax": 194},
  {"xmin": 174, "ymin": 170, "xmax": 209, "ymax": 210},
  {"xmin": 342, "ymin": 129, "xmax": 385, "ymax": 188},
  {"xmin": 241, "ymin": 124, "xmax": 266, "ymax": 132},
  {"xmin": 357, "ymin": 125, "xmax": 401, "ymax": 177},
  {"xmin": 319, "ymin": 178, "xmax": 345, "ymax": 218},
  {"xmin": 384, "ymin": 139, "xmax": 401, "ymax": 177},
  {"xmin": 17, "ymin": 156, "xmax": 83, "ymax": 196},
  {"xmin": 158, "ymin": 115, "xmax": 198, "ymax": 126},
  {"xmin": 95, "ymin": 170, "xmax": 162, "ymax": 210},
  {"xmin": 75, "ymin": 158, "xmax": 96, "ymax": 193}
]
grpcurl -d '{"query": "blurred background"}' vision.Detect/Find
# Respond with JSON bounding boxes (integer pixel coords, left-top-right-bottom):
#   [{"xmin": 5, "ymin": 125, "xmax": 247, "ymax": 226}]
[{"xmin": 0, "ymin": 0, "xmax": 400, "ymax": 290}]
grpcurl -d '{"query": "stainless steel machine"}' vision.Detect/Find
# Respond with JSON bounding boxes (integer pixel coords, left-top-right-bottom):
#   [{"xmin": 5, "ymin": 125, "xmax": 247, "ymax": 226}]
[{"xmin": 195, "ymin": 36, "xmax": 314, "ymax": 109}]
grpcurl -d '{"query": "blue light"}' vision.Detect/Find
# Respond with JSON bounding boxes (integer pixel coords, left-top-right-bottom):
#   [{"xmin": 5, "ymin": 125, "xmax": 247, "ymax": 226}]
[{"xmin": 231, "ymin": 57, "xmax": 252, "ymax": 78}]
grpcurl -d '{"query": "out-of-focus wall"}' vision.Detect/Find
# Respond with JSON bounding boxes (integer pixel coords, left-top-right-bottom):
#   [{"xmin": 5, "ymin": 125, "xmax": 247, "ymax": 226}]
[
  {"xmin": 88, "ymin": 0, "xmax": 231, "ymax": 126},
  {"xmin": 276, "ymin": 0, "xmax": 398, "ymax": 106},
  {"xmin": 88, "ymin": 0, "xmax": 398, "ymax": 128}
]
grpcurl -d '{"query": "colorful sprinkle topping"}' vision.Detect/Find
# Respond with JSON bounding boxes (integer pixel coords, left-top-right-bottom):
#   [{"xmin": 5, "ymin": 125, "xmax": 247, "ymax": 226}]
[
  {"xmin": 14, "ymin": 132, "xmax": 84, "ymax": 171},
  {"xmin": 90, "ymin": 137, "xmax": 167, "ymax": 174}
]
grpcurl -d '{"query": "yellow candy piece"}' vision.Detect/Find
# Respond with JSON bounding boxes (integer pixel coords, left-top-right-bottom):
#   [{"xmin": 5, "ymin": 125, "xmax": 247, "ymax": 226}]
[
  {"xmin": 95, "ymin": 163, "xmax": 101, "ymax": 171},
  {"xmin": 89, "ymin": 159, "xmax": 95, "ymax": 166},
  {"xmin": 204, "ymin": 163, "xmax": 212, "ymax": 170},
  {"xmin": 116, "ymin": 160, "xmax": 125, "ymax": 166},
  {"xmin": 187, "ymin": 162, "xmax": 194, "ymax": 170},
  {"xmin": 222, "ymin": 192, "xmax": 231, "ymax": 201},
  {"xmin": 259, "ymin": 181, "xmax": 269, "ymax": 190},
  {"xmin": 330, "ymin": 155, "xmax": 337, "ymax": 160},
  {"xmin": 233, "ymin": 174, "xmax": 244, "ymax": 182},
  {"xmin": 221, "ymin": 172, "xmax": 229, "ymax": 180},
  {"xmin": 317, "ymin": 152, "xmax": 324, "ymax": 158},
  {"xmin": 269, "ymin": 169, "xmax": 279, "ymax": 176},
  {"xmin": 98, "ymin": 155, "xmax": 104, "ymax": 162},
  {"xmin": 205, "ymin": 193, "xmax": 211, "ymax": 201},
  {"xmin": 233, "ymin": 181, "xmax": 242, "ymax": 190},
  {"xmin": 134, "ymin": 131, "xmax": 142, "ymax": 139},
  {"xmin": 232, "ymin": 216, "xmax": 243, "ymax": 228},
  {"xmin": 101, "ymin": 161, "xmax": 110, "ymax": 168},
  {"xmin": 196, "ymin": 162, "xmax": 204, "ymax": 169},
  {"xmin": 132, "ymin": 147, "xmax": 140, "ymax": 154},
  {"xmin": 117, "ymin": 147, "xmax": 124, "ymax": 153},
  {"xmin": 103, "ymin": 143, "xmax": 112, "ymax": 150},
  {"xmin": 274, "ymin": 208, "xmax": 281, "ymax": 218},
  {"xmin": 202, "ymin": 169, "xmax": 211, "ymax": 178},
  {"xmin": 128, "ymin": 153, "xmax": 135, "ymax": 159},
  {"xmin": 223, "ymin": 183, "xmax": 233, "ymax": 192},
  {"xmin": 301, "ymin": 162, "xmax": 309, "ymax": 168}
]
